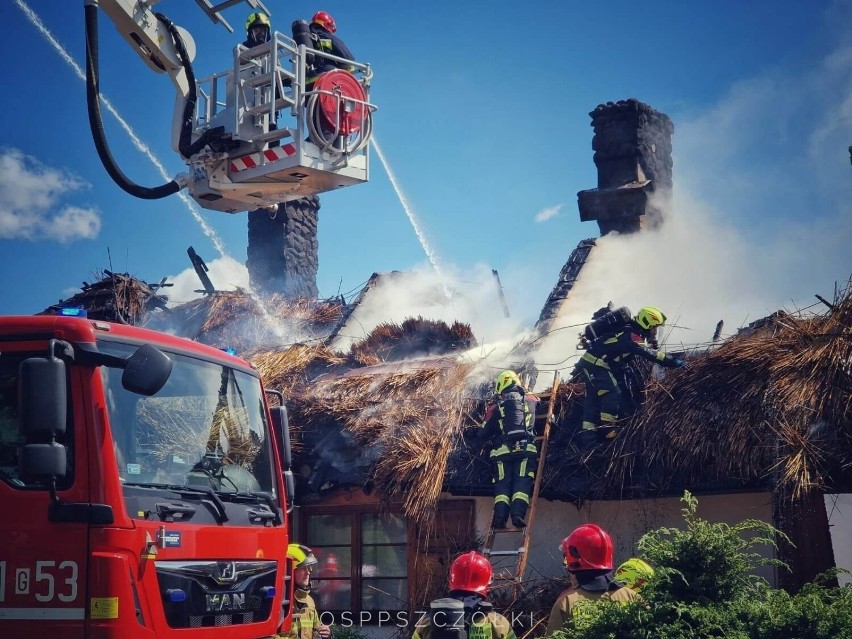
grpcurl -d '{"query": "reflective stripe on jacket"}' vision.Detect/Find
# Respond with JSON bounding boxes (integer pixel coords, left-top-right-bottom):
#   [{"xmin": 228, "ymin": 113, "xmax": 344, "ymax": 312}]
[
  {"xmin": 412, "ymin": 611, "xmax": 516, "ymax": 639},
  {"xmin": 584, "ymin": 331, "xmax": 678, "ymax": 369},
  {"xmin": 278, "ymin": 589, "xmax": 321, "ymax": 639}
]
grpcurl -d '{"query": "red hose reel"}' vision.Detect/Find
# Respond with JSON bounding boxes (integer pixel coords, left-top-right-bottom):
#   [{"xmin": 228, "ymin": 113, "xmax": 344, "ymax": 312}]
[{"xmin": 313, "ymin": 70, "xmax": 367, "ymax": 134}]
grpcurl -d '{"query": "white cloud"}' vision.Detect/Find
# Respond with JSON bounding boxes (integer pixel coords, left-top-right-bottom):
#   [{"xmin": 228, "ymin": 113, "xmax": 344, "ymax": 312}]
[
  {"xmin": 674, "ymin": 40, "xmax": 852, "ymax": 232},
  {"xmin": 49, "ymin": 206, "xmax": 101, "ymax": 242},
  {"xmin": 164, "ymin": 255, "xmax": 250, "ymax": 306},
  {"xmin": 534, "ymin": 204, "xmax": 563, "ymax": 223},
  {"xmin": 0, "ymin": 148, "xmax": 100, "ymax": 243}
]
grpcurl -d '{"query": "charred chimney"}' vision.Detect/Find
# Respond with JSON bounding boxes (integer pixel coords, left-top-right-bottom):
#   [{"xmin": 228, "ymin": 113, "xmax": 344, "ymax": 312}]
[
  {"xmin": 247, "ymin": 196, "xmax": 320, "ymax": 298},
  {"xmin": 577, "ymin": 99, "xmax": 674, "ymax": 235}
]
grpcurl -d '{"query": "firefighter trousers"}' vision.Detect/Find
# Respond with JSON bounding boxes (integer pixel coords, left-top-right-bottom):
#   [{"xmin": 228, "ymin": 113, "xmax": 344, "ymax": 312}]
[
  {"xmin": 577, "ymin": 360, "xmax": 621, "ymax": 429},
  {"xmin": 491, "ymin": 448, "xmax": 536, "ymax": 526}
]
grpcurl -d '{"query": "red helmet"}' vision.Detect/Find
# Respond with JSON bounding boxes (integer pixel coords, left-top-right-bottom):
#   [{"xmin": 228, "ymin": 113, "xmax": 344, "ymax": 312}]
[
  {"xmin": 311, "ymin": 10, "xmax": 336, "ymax": 33},
  {"xmin": 560, "ymin": 524, "xmax": 614, "ymax": 571},
  {"xmin": 448, "ymin": 551, "xmax": 493, "ymax": 596}
]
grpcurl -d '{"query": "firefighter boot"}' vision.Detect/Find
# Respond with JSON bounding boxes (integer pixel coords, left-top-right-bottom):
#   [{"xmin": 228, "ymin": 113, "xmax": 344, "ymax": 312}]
[
  {"xmin": 576, "ymin": 428, "xmax": 598, "ymax": 449},
  {"xmin": 491, "ymin": 500, "xmax": 511, "ymax": 529}
]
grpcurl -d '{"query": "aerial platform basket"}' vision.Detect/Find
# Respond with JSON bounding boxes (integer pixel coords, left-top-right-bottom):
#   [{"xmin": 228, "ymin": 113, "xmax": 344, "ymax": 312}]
[{"xmin": 191, "ymin": 31, "xmax": 376, "ymax": 213}]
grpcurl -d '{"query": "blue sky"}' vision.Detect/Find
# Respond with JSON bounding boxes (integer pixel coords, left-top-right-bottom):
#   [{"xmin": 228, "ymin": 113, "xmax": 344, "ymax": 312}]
[{"xmin": 1, "ymin": 1, "xmax": 850, "ymax": 333}]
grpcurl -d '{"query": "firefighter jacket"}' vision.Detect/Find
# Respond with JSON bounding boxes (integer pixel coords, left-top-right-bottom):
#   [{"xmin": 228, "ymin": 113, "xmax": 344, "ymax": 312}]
[
  {"xmin": 278, "ymin": 588, "xmax": 322, "ymax": 639},
  {"xmin": 412, "ymin": 594, "xmax": 517, "ymax": 639},
  {"xmin": 480, "ymin": 384, "xmax": 537, "ymax": 459},
  {"xmin": 307, "ymin": 24, "xmax": 355, "ymax": 84},
  {"xmin": 545, "ymin": 583, "xmax": 638, "ymax": 634},
  {"xmin": 580, "ymin": 330, "xmax": 680, "ymax": 373}
]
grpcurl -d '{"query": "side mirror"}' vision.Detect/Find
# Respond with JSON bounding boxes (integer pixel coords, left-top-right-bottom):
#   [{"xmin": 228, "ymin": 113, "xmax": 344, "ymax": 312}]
[
  {"xmin": 19, "ymin": 355, "xmax": 68, "ymax": 482},
  {"xmin": 122, "ymin": 344, "xmax": 172, "ymax": 396},
  {"xmin": 19, "ymin": 356, "xmax": 67, "ymax": 438},
  {"xmin": 20, "ymin": 442, "xmax": 67, "ymax": 482},
  {"xmin": 270, "ymin": 405, "xmax": 292, "ymax": 470},
  {"xmin": 283, "ymin": 470, "xmax": 295, "ymax": 514}
]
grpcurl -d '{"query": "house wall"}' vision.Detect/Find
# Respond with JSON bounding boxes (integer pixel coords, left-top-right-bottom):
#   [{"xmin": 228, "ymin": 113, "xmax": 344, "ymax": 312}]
[
  {"xmin": 826, "ymin": 493, "xmax": 852, "ymax": 586},
  {"xmin": 470, "ymin": 492, "xmax": 777, "ymax": 585}
]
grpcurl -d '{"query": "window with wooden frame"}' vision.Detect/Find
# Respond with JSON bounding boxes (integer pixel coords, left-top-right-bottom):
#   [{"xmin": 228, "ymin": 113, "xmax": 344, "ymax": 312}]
[
  {"xmin": 303, "ymin": 507, "xmax": 409, "ymax": 619},
  {"xmin": 300, "ymin": 499, "xmax": 476, "ymax": 622}
]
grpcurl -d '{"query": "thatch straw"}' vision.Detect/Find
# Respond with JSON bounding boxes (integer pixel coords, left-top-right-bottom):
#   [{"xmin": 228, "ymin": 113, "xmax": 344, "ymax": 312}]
[
  {"xmin": 240, "ymin": 317, "xmax": 481, "ymax": 525},
  {"xmin": 42, "ymin": 270, "xmax": 166, "ymax": 324},
  {"xmin": 167, "ymin": 291, "xmax": 345, "ymax": 352},
  {"xmin": 251, "ymin": 344, "xmax": 348, "ymax": 395},
  {"xmin": 291, "ymin": 364, "xmax": 476, "ymax": 526},
  {"xmin": 604, "ymin": 280, "xmax": 852, "ymax": 500},
  {"xmin": 349, "ymin": 317, "xmax": 476, "ymax": 364}
]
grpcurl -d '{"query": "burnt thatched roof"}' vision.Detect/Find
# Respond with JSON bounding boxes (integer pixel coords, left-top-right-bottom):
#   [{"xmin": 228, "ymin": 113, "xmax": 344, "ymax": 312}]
[
  {"xmin": 40, "ymin": 270, "xmax": 168, "ymax": 324},
  {"xmin": 251, "ymin": 324, "xmax": 478, "ymax": 525},
  {"xmin": 146, "ymin": 291, "xmax": 345, "ymax": 351},
  {"xmin": 603, "ymin": 283, "xmax": 852, "ymax": 500},
  {"xmin": 349, "ymin": 317, "xmax": 476, "ymax": 364},
  {"xmin": 247, "ymin": 279, "xmax": 851, "ymax": 526}
]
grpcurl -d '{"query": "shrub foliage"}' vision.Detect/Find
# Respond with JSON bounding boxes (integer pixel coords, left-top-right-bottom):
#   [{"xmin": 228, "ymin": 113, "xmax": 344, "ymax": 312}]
[{"xmin": 550, "ymin": 492, "xmax": 852, "ymax": 639}]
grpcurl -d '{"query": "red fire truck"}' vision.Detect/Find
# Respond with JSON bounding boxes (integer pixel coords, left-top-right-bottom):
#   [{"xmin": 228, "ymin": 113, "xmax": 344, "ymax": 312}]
[{"xmin": 0, "ymin": 314, "xmax": 295, "ymax": 638}]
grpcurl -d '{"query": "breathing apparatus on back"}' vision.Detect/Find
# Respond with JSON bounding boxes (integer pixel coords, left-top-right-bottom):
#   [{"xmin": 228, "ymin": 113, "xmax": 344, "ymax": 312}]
[
  {"xmin": 428, "ymin": 596, "xmax": 495, "ymax": 639},
  {"xmin": 577, "ymin": 305, "xmax": 633, "ymax": 350}
]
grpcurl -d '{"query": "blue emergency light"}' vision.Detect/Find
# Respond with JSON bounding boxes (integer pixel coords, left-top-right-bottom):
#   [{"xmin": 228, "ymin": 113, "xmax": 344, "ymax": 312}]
[
  {"xmin": 59, "ymin": 308, "xmax": 88, "ymax": 318},
  {"xmin": 221, "ymin": 347, "xmax": 237, "ymax": 356},
  {"xmin": 166, "ymin": 588, "xmax": 187, "ymax": 603}
]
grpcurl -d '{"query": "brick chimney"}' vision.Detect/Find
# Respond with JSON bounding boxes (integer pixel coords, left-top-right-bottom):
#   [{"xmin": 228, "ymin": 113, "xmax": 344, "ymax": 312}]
[
  {"xmin": 577, "ymin": 99, "xmax": 674, "ymax": 235},
  {"xmin": 247, "ymin": 196, "xmax": 320, "ymax": 298}
]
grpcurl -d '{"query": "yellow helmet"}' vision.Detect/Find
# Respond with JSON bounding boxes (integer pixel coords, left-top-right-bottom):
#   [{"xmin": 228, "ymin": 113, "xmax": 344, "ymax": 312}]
[
  {"xmin": 495, "ymin": 370, "xmax": 521, "ymax": 395},
  {"xmin": 246, "ymin": 11, "xmax": 271, "ymax": 31},
  {"xmin": 287, "ymin": 543, "xmax": 318, "ymax": 568},
  {"xmin": 615, "ymin": 557, "xmax": 654, "ymax": 590},
  {"xmin": 634, "ymin": 306, "xmax": 667, "ymax": 331}
]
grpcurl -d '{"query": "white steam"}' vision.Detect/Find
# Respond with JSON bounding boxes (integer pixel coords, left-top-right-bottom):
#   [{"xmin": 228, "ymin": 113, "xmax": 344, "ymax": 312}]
[
  {"xmin": 164, "ymin": 256, "xmax": 250, "ymax": 306},
  {"xmin": 328, "ymin": 263, "xmax": 527, "ymax": 353}
]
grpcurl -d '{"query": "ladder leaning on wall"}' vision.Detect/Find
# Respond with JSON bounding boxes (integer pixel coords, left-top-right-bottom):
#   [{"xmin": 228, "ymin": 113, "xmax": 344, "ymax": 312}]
[{"xmin": 483, "ymin": 370, "xmax": 560, "ymax": 591}]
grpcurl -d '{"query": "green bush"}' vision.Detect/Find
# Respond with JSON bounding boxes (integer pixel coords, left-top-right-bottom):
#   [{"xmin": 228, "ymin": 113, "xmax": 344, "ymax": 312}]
[
  {"xmin": 749, "ymin": 578, "xmax": 852, "ymax": 639},
  {"xmin": 549, "ymin": 492, "xmax": 852, "ymax": 639}
]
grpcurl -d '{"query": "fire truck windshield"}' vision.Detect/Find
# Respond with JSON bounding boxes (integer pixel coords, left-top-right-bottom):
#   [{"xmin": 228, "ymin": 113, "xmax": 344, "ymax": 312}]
[{"xmin": 98, "ymin": 341, "xmax": 275, "ymax": 498}]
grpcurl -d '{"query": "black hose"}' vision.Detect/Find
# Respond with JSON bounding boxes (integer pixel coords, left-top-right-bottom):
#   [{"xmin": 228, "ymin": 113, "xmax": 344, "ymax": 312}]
[
  {"xmin": 84, "ymin": 4, "xmax": 180, "ymax": 199},
  {"xmin": 154, "ymin": 12, "xmax": 212, "ymax": 159}
]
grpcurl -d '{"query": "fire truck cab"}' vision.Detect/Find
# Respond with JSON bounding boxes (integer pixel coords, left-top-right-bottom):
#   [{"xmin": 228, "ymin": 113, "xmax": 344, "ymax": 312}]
[{"xmin": 0, "ymin": 315, "xmax": 295, "ymax": 638}]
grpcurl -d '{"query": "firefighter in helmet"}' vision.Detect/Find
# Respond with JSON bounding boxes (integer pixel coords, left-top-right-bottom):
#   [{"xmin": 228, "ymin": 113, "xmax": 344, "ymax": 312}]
[
  {"xmin": 278, "ymin": 544, "xmax": 331, "ymax": 639},
  {"xmin": 574, "ymin": 305, "xmax": 687, "ymax": 439},
  {"xmin": 615, "ymin": 557, "xmax": 655, "ymax": 592},
  {"xmin": 412, "ymin": 551, "xmax": 516, "ymax": 639},
  {"xmin": 306, "ymin": 10, "xmax": 356, "ymax": 89},
  {"xmin": 244, "ymin": 12, "xmax": 271, "ymax": 48},
  {"xmin": 545, "ymin": 524, "xmax": 639, "ymax": 634},
  {"xmin": 477, "ymin": 370, "xmax": 538, "ymax": 530}
]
